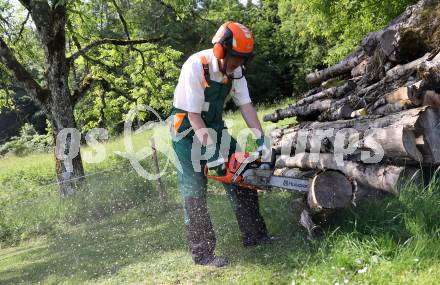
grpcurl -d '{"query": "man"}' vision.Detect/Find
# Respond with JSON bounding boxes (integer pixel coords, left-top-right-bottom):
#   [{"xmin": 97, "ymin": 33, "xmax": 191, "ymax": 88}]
[{"xmin": 170, "ymin": 21, "xmax": 272, "ymax": 268}]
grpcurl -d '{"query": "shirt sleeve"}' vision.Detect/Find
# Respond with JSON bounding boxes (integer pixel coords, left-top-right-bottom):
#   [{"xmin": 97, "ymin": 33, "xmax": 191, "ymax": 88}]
[
  {"xmin": 174, "ymin": 59, "xmax": 206, "ymax": 113},
  {"xmin": 230, "ymin": 72, "xmax": 252, "ymax": 107}
]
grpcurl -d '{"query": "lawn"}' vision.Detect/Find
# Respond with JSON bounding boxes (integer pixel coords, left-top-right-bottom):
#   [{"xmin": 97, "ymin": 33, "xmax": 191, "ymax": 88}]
[{"xmin": 1, "ymin": 103, "xmax": 440, "ymax": 284}]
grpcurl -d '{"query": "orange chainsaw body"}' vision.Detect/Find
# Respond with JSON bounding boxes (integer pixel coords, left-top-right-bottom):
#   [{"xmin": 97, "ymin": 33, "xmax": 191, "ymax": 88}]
[{"xmin": 203, "ymin": 152, "xmax": 258, "ymax": 190}]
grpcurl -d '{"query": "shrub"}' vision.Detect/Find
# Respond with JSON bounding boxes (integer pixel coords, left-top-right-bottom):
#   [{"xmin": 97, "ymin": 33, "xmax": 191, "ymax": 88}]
[{"xmin": 0, "ymin": 122, "xmax": 53, "ymax": 157}]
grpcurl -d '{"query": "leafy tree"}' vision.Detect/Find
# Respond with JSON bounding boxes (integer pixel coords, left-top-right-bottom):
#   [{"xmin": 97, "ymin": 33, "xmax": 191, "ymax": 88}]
[
  {"xmin": 0, "ymin": 0, "xmax": 170, "ymax": 196},
  {"xmin": 278, "ymin": 0, "xmax": 417, "ymax": 91}
]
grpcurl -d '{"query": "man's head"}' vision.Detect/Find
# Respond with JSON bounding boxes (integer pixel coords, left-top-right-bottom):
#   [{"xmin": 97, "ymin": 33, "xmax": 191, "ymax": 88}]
[
  {"xmin": 212, "ymin": 22, "xmax": 254, "ymax": 74},
  {"xmin": 224, "ymin": 56, "xmax": 245, "ymax": 74}
]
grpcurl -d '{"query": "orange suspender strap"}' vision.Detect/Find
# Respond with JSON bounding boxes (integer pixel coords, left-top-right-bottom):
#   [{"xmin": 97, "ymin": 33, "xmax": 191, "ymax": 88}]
[
  {"xmin": 200, "ymin": 55, "xmax": 210, "ymax": 88},
  {"xmin": 173, "ymin": 112, "xmax": 186, "ymax": 133}
]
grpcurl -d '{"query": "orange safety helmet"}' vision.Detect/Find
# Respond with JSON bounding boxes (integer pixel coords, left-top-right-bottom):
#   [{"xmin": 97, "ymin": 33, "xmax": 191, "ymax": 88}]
[{"xmin": 212, "ymin": 21, "xmax": 254, "ymax": 60}]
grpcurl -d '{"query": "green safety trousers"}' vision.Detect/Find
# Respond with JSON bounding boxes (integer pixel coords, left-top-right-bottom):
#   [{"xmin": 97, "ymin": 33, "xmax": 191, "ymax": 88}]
[{"xmin": 170, "ymin": 69, "xmax": 268, "ymax": 264}]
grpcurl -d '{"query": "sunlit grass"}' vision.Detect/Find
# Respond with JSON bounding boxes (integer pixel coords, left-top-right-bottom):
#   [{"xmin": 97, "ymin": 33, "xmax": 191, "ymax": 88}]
[{"xmin": 1, "ymin": 102, "xmax": 440, "ymax": 284}]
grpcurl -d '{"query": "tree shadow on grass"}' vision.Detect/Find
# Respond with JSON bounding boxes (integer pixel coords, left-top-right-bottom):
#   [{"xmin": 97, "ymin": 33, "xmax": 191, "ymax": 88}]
[
  {"xmin": 0, "ymin": 189, "xmax": 314, "ymax": 284},
  {"xmin": 4, "ymin": 183, "xmax": 440, "ymax": 284},
  {"xmin": 207, "ymin": 191, "xmax": 314, "ymax": 268}
]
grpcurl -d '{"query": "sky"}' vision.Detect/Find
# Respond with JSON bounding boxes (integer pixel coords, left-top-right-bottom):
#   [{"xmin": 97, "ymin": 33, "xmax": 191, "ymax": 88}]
[{"xmin": 239, "ymin": 0, "xmax": 260, "ymax": 5}]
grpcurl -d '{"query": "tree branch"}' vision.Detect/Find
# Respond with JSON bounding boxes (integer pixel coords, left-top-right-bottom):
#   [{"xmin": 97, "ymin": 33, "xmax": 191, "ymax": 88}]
[
  {"xmin": 155, "ymin": 0, "xmax": 217, "ymax": 28},
  {"xmin": 98, "ymin": 78, "xmax": 133, "ymax": 101},
  {"xmin": 70, "ymin": 75, "xmax": 133, "ymax": 106},
  {"xmin": 18, "ymin": 0, "xmax": 63, "ymax": 59},
  {"xmin": 110, "ymin": 0, "xmax": 148, "ymax": 74},
  {"xmin": 17, "ymin": 0, "xmax": 31, "ymax": 10},
  {"xmin": 110, "ymin": 0, "xmax": 131, "ymax": 40},
  {"xmin": 13, "ymin": 12, "xmax": 30, "ymax": 44},
  {"xmin": 67, "ymin": 22, "xmax": 114, "ymax": 72},
  {"xmin": 71, "ymin": 74, "xmax": 94, "ymax": 105},
  {"xmin": 0, "ymin": 14, "xmax": 10, "ymax": 27},
  {"xmin": 0, "ymin": 37, "xmax": 49, "ymax": 107},
  {"xmin": 67, "ymin": 37, "xmax": 163, "ymax": 62}
]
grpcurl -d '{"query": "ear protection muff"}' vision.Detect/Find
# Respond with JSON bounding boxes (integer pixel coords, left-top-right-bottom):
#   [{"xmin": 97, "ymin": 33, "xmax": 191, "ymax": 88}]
[
  {"xmin": 213, "ymin": 42, "xmax": 226, "ymax": 59},
  {"xmin": 213, "ymin": 26, "xmax": 233, "ymax": 59}
]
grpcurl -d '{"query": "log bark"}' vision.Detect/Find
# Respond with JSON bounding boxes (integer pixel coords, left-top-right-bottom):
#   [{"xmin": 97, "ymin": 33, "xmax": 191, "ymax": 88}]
[
  {"xmin": 414, "ymin": 51, "xmax": 440, "ymax": 95},
  {"xmin": 295, "ymin": 106, "xmax": 428, "ymax": 132},
  {"xmin": 361, "ymin": 126, "xmax": 422, "ymax": 162},
  {"xmin": 415, "ymin": 107, "xmax": 440, "ymax": 162},
  {"xmin": 272, "ymin": 107, "xmax": 431, "ymax": 160},
  {"xmin": 317, "ymin": 95, "xmax": 366, "ymax": 121},
  {"xmin": 358, "ymin": 53, "xmax": 432, "ymax": 103},
  {"xmin": 305, "ymin": 48, "xmax": 367, "ymax": 85},
  {"xmin": 276, "ymin": 153, "xmax": 422, "ymax": 195},
  {"xmin": 367, "ymin": 0, "xmax": 438, "ymax": 63},
  {"xmin": 415, "ymin": 135, "xmax": 436, "ymax": 163},
  {"xmin": 368, "ymin": 82, "xmax": 422, "ymax": 113},
  {"xmin": 264, "ymin": 81, "xmax": 357, "ymax": 123},
  {"xmin": 318, "ymin": 103, "xmax": 354, "ymax": 122},
  {"xmin": 273, "ymin": 125, "xmax": 422, "ymax": 163},
  {"xmin": 422, "ymin": 91, "xmax": 440, "ymax": 108},
  {"xmin": 351, "ymin": 59, "xmax": 369, "ymax": 78}
]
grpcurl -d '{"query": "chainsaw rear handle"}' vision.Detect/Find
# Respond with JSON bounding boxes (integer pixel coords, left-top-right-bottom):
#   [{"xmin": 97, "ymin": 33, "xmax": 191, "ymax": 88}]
[
  {"xmin": 203, "ymin": 152, "xmax": 257, "ymax": 190},
  {"xmin": 204, "ymin": 164, "xmax": 256, "ymax": 190}
]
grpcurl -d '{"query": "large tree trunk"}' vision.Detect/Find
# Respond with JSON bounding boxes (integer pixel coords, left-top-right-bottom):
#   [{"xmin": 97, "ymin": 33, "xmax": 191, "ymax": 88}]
[
  {"xmin": 46, "ymin": 6, "xmax": 86, "ymax": 196},
  {"xmin": 13, "ymin": 1, "xmax": 86, "ymax": 196},
  {"xmin": 3, "ymin": 1, "xmax": 161, "ymax": 197}
]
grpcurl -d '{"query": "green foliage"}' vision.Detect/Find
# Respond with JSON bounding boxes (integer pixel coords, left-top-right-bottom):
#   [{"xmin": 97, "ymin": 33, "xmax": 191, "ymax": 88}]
[
  {"xmin": 278, "ymin": 0, "xmax": 417, "ymax": 90},
  {"xmin": 1, "ymin": 0, "xmax": 419, "ymax": 138},
  {"xmin": 73, "ymin": 45, "xmax": 182, "ymax": 135},
  {"xmin": 0, "ymin": 123, "xmax": 53, "ymax": 157},
  {"xmin": 65, "ymin": 0, "xmax": 184, "ymax": 134}
]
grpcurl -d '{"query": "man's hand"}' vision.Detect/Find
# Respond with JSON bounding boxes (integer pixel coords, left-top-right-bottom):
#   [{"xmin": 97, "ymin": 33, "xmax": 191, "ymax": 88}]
[
  {"xmin": 256, "ymin": 136, "xmax": 272, "ymax": 162},
  {"xmin": 239, "ymin": 103, "xmax": 272, "ymax": 162}
]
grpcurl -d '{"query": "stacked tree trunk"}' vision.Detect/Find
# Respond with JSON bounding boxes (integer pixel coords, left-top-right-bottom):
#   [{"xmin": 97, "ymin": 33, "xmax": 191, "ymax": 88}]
[{"xmin": 264, "ymin": 0, "xmax": 440, "ymax": 237}]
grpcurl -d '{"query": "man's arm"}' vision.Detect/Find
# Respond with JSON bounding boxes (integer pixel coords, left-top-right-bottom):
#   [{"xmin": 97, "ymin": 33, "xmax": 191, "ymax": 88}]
[
  {"xmin": 239, "ymin": 103, "xmax": 264, "ymax": 138},
  {"xmin": 188, "ymin": 112, "xmax": 215, "ymax": 146}
]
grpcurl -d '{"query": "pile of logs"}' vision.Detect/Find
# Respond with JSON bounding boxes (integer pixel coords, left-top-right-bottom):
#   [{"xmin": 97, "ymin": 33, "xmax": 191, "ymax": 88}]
[{"xmin": 264, "ymin": 0, "xmax": 440, "ymax": 237}]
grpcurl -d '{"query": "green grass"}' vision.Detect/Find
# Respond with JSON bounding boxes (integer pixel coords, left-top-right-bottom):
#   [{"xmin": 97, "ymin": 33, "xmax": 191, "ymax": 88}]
[{"xmin": 1, "ymin": 103, "xmax": 440, "ymax": 284}]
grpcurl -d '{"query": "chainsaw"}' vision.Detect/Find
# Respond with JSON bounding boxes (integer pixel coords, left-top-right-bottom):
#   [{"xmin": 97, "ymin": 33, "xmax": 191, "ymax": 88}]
[{"xmin": 204, "ymin": 152, "xmax": 311, "ymax": 193}]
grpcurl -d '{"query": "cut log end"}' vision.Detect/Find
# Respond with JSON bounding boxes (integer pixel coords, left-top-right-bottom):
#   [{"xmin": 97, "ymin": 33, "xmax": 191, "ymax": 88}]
[{"xmin": 308, "ymin": 170, "xmax": 353, "ymax": 210}]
